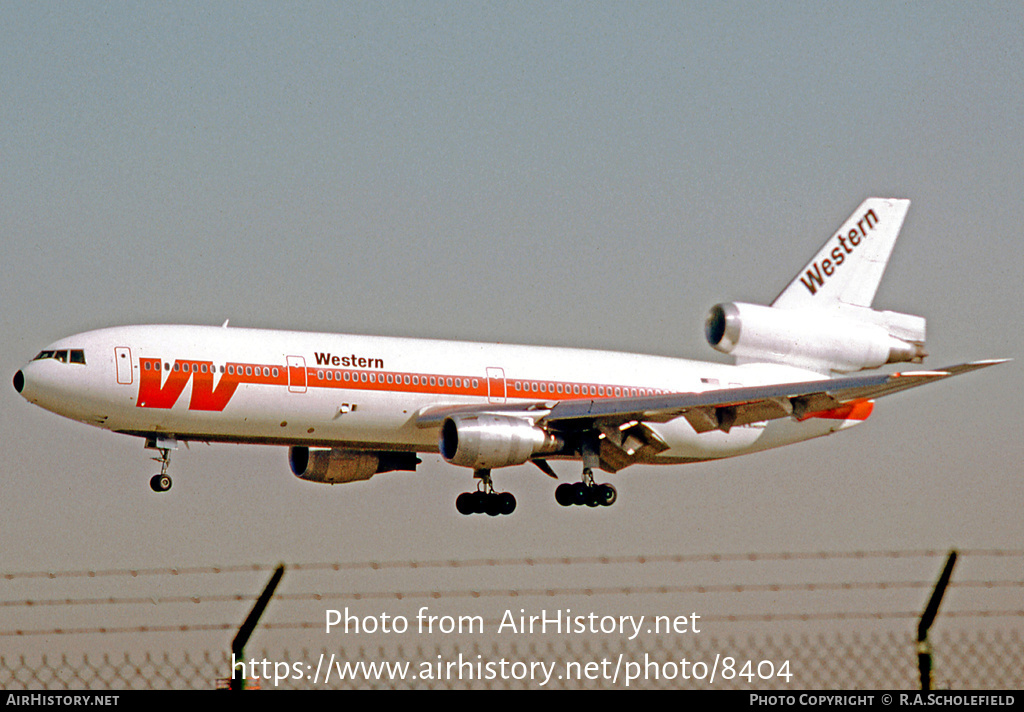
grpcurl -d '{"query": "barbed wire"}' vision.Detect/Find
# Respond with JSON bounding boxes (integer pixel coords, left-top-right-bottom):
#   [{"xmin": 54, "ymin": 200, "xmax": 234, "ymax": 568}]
[
  {"xmin": 2, "ymin": 578, "xmax": 1021, "ymax": 609},
  {"xmin": 3, "ymin": 548, "xmax": 1021, "ymax": 582},
  {"xmin": 3, "ymin": 609, "xmax": 1022, "ymax": 637},
  {"xmin": 4, "ymin": 549, "xmax": 1020, "ymax": 638}
]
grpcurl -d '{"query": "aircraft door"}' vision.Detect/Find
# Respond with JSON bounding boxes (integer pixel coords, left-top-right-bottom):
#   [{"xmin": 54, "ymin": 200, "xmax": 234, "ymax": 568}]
[
  {"xmin": 486, "ymin": 367, "xmax": 506, "ymax": 404},
  {"xmin": 114, "ymin": 347, "xmax": 133, "ymax": 385},
  {"xmin": 287, "ymin": 356, "xmax": 307, "ymax": 393}
]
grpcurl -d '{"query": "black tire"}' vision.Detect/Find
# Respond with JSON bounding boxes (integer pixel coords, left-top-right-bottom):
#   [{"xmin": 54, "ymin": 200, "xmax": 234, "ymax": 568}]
[
  {"xmin": 555, "ymin": 483, "xmax": 574, "ymax": 507},
  {"xmin": 150, "ymin": 474, "xmax": 171, "ymax": 492},
  {"xmin": 498, "ymin": 492, "xmax": 516, "ymax": 515},
  {"xmin": 456, "ymin": 492, "xmax": 475, "ymax": 515},
  {"xmin": 598, "ymin": 483, "xmax": 617, "ymax": 506},
  {"xmin": 571, "ymin": 482, "xmax": 588, "ymax": 506}
]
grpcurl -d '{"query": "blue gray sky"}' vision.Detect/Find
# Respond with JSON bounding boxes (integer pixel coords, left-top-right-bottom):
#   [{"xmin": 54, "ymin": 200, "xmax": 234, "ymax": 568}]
[{"xmin": 1, "ymin": 2, "xmax": 1021, "ymax": 667}]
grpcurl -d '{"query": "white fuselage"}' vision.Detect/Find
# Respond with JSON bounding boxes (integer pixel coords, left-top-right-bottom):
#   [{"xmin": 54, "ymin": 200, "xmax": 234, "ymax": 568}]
[{"xmin": 15, "ymin": 324, "xmax": 864, "ymax": 467}]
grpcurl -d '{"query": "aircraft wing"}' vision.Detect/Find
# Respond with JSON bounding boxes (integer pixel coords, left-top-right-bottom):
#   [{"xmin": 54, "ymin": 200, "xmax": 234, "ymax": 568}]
[
  {"xmin": 416, "ymin": 360, "xmax": 1007, "ymax": 437},
  {"xmin": 543, "ymin": 360, "xmax": 1007, "ymax": 433}
]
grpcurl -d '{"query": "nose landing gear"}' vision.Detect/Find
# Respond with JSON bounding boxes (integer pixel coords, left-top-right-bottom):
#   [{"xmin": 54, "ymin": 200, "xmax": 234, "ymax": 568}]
[
  {"xmin": 145, "ymin": 435, "xmax": 176, "ymax": 493},
  {"xmin": 149, "ymin": 448, "xmax": 172, "ymax": 492}
]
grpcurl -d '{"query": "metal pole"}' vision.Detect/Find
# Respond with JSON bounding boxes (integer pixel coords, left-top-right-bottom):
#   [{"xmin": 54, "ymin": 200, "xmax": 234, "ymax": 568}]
[
  {"xmin": 230, "ymin": 563, "xmax": 285, "ymax": 691},
  {"xmin": 918, "ymin": 550, "xmax": 957, "ymax": 690}
]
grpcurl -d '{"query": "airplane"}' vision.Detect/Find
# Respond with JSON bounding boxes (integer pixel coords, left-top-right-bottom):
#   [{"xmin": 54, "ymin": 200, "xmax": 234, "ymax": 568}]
[{"xmin": 13, "ymin": 198, "xmax": 1005, "ymax": 516}]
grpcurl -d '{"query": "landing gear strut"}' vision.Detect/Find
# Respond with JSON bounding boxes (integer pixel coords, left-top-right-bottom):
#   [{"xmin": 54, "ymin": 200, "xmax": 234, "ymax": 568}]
[{"xmin": 456, "ymin": 469, "xmax": 516, "ymax": 516}]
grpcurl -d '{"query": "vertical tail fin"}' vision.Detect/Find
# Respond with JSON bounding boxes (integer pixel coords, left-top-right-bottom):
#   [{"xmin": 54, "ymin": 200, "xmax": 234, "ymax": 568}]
[{"xmin": 771, "ymin": 198, "xmax": 910, "ymax": 309}]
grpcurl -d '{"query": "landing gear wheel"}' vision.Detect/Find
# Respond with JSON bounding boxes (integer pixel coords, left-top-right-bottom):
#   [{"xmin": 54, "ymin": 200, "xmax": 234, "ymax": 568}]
[
  {"xmin": 455, "ymin": 469, "xmax": 517, "ymax": 516},
  {"xmin": 150, "ymin": 473, "xmax": 172, "ymax": 492},
  {"xmin": 498, "ymin": 492, "xmax": 516, "ymax": 515},
  {"xmin": 456, "ymin": 492, "xmax": 475, "ymax": 515},
  {"xmin": 471, "ymin": 491, "xmax": 488, "ymax": 514},
  {"xmin": 597, "ymin": 483, "xmax": 617, "ymax": 506},
  {"xmin": 555, "ymin": 483, "xmax": 575, "ymax": 507},
  {"xmin": 571, "ymin": 482, "xmax": 589, "ymax": 506},
  {"xmin": 485, "ymin": 494, "xmax": 502, "ymax": 517}
]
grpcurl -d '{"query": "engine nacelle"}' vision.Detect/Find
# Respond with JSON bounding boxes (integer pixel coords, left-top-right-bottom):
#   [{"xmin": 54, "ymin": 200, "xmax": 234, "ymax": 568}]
[
  {"xmin": 289, "ymin": 446, "xmax": 418, "ymax": 484},
  {"xmin": 440, "ymin": 415, "xmax": 563, "ymax": 470},
  {"xmin": 705, "ymin": 302, "xmax": 926, "ymax": 374}
]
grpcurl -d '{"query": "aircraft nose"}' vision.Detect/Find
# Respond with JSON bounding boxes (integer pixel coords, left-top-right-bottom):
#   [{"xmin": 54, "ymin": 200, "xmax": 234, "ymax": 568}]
[{"xmin": 13, "ymin": 370, "xmax": 24, "ymax": 394}]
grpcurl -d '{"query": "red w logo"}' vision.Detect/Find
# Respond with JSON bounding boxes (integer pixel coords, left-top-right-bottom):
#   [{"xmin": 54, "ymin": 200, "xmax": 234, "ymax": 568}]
[{"xmin": 137, "ymin": 358, "xmax": 240, "ymax": 411}]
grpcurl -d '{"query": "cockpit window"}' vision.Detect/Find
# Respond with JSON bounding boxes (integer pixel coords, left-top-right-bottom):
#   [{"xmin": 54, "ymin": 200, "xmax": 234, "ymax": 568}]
[{"xmin": 32, "ymin": 349, "xmax": 86, "ymax": 364}]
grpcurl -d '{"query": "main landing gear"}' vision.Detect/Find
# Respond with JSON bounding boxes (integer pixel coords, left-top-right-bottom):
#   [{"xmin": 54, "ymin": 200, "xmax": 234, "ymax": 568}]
[
  {"xmin": 554, "ymin": 434, "xmax": 616, "ymax": 508},
  {"xmin": 555, "ymin": 468, "xmax": 617, "ymax": 508},
  {"xmin": 456, "ymin": 469, "xmax": 516, "ymax": 516},
  {"xmin": 149, "ymin": 447, "xmax": 172, "ymax": 492}
]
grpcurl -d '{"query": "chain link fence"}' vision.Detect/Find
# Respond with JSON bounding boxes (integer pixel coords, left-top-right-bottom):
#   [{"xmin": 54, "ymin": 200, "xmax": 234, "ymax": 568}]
[{"xmin": 1, "ymin": 629, "xmax": 1020, "ymax": 689}]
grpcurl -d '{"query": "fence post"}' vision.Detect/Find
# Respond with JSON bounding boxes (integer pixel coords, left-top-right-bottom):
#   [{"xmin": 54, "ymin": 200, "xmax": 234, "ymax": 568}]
[
  {"xmin": 230, "ymin": 563, "xmax": 285, "ymax": 690},
  {"xmin": 917, "ymin": 549, "xmax": 957, "ymax": 690}
]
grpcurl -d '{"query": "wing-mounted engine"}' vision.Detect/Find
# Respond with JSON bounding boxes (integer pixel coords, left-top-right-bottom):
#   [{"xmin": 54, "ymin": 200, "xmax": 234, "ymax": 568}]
[
  {"xmin": 289, "ymin": 446, "xmax": 419, "ymax": 484},
  {"xmin": 705, "ymin": 302, "xmax": 926, "ymax": 374},
  {"xmin": 440, "ymin": 414, "xmax": 563, "ymax": 470}
]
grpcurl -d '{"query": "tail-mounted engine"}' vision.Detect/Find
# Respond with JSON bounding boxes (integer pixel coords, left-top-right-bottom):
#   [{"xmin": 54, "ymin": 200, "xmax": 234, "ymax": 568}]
[
  {"xmin": 705, "ymin": 302, "xmax": 926, "ymax": 374},
  {"xmin": 440, "ymin": 414, "xmax": 563, "ymax": 470},
  {"xmin": 289, "ymin": 446, "xmax": 419, "ymax": 484}
]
